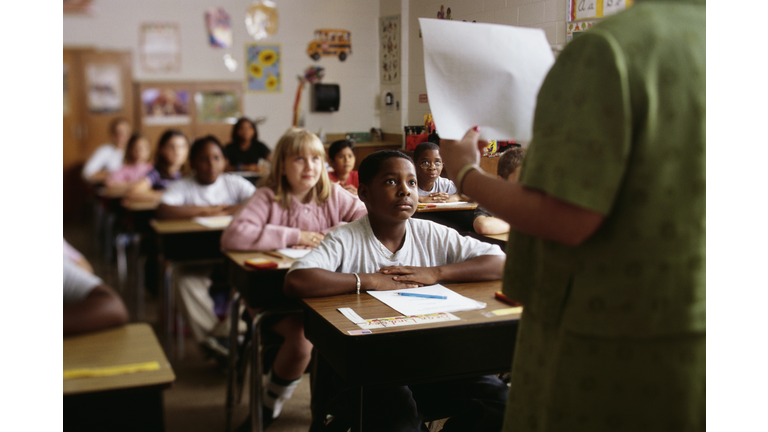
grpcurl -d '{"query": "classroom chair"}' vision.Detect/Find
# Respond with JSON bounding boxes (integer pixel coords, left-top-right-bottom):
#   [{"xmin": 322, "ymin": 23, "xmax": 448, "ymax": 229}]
[{"xmin": 225, "ymin": 294, "xmax": 302, "ymax": 432}]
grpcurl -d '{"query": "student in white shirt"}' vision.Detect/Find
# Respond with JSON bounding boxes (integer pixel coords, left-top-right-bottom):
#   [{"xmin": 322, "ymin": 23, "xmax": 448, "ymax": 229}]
[
  {"xmin": 64, "ymin": 254, "xmax": 128, "ymax": 336},
  {"xmin": 285, "ymin": 150, "xmax": 507, "ymax": 432},
  {"xmin": 156, "ymin": 135, "xmax": 256, "ymax": 359},
  {"xmin": 81, "ymin": 118, "xmax": 132, "ymax": 184}
]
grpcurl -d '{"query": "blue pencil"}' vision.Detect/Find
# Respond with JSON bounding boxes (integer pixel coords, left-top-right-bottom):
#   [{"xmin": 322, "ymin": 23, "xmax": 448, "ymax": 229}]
[{"xmin": 397, "ymin": 292, "xmax": 447, "ymax": 300}]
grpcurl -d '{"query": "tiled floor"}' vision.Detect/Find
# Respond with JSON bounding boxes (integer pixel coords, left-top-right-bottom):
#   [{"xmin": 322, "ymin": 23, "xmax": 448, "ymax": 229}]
[{"xmin": 64, "ymin": 219, "xmax": 312, "ymax": 432}]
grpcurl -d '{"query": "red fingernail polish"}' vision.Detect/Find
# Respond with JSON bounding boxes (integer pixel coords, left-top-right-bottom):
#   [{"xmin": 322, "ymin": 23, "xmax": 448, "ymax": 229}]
[{"xmin": 473, "ymin": 126, "xmax": 480, "ymax": 132}]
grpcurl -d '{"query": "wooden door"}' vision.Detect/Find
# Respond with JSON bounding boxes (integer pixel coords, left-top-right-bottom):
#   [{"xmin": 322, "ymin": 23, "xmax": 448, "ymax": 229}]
[
  {"xmin": 63, "ymin": 49, "xmax": 134, "ymax": 221},
  {"xmin": 63, "ymin": 49, "xmax": 87, "ymax": 220}
]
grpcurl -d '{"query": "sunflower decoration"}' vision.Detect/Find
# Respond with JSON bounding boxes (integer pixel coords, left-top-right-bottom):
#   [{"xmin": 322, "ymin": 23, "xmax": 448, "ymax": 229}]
[
  {"xmin": 259, "ymin": 49, "xmax": 277, "ymax": 67},
  {"xmin": 249, "ymin": 63, "xmax": 263, "ymax": 78},
  {"xmin": 265, "ymin": 73, "xmax": 278, "ymax": 91}
]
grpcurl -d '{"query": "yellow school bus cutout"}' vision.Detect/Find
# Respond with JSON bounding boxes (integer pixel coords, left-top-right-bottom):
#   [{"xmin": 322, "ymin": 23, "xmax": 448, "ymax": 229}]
[{"xmin": 307, "ymin": 29, "xmax": 352, "ymax": 61}]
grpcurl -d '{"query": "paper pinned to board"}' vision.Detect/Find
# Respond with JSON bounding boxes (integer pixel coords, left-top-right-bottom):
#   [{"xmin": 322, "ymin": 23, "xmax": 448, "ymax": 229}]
[
  {"xmin": 419, "ymin": 18, "xmax": 554, "ymax": 141},
  {"xmin": 367, "ymin": 284, "xmax": 486, "ymax": 317}
]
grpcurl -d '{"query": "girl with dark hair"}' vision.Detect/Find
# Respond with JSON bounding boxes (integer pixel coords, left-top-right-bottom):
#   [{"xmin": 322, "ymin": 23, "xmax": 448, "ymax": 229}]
[
  {"xmin": 224, "ymin": 117, "xmax": 272, "ymax": 174},
  {"xmin": 125, "ymin": 129, "xmax": 189, "ymax": 204}
]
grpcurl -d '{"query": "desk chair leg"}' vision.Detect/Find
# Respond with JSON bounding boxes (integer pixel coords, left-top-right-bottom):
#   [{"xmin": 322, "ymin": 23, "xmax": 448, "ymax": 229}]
[{"xmin": 226, "ymin": 293, "xmax": 241, "ymax": 432}]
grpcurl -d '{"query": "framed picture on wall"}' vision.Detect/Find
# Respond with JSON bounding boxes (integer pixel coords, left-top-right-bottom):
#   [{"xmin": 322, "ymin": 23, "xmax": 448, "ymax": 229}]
[
  {"xmin": 195, "ymin": 91, "xmax": 240, "ymax": 123},
  {"xmin": 245, "ymin": 43, "xmax": 281, "ymax": 93},
  {"xmin": 140, "ymin": 23, "xmax": 181, "ymax": 73},
  {"xmin": 141, "ymin": 87, "xmax": 191, "ymax": 125},
  {"xmin": 85, "ymin": 63, "xmax": 123, "ymax": 113}
]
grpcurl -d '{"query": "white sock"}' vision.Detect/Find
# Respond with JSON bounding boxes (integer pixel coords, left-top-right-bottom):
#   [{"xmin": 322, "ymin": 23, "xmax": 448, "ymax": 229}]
[{"xmin": 263, "ymin": 371, "xmax": 302, "ymax": 418}]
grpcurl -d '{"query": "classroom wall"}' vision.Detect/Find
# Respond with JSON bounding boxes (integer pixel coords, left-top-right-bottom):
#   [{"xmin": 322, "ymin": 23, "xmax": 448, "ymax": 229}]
[
  {"xmin": 63, "ymin": 0, "xmax": 382, "ymax": 148},
  {"xmin": 407, "ymin": 0, "xmax": 567, "ymax": 127},
  {"xmin": 379, "ymin": 0, "xmax": 409, "ymax": 137}
]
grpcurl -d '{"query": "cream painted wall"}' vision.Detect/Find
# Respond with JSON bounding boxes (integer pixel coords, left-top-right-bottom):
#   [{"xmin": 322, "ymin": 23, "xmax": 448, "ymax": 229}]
[
  {"xmin": 63, "ymin": 0, "xmax": 382, "ymax": 148},
  {"xmin": 407, "ymin": 0, "xmax": 568, "ymax": 126}
]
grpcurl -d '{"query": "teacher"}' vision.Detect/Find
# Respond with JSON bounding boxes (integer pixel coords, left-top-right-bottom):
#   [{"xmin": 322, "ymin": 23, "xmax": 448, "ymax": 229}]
[{"xmin": 440, "ymin": 1, "xmax": 705, "ymax": 431}]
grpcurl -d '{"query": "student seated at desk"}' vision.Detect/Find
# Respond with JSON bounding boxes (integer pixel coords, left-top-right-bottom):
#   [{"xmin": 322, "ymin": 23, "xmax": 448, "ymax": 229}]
[
  {"xmin": 221, "ymin": 127, "xmax": 366, "ymax": 428},
  {"xmin": 103, "ymin": 133, "xmax": 154, "ymax": 196},
  {"xmin": 413, "ymin": 142, "xmax": 461, "ymax": 203},
  {"xmin": 125, "ymin": 129, "xmax": 189, "ymax": 204},
  {"xmin": 326, "ymin": 139, "xmax": 359, "ymax": 195},
  {"xmin": 284, "ymin": 150, "xmax": 508, "ymax": 432},
  {"xmin": 224, "ymin": 117, "xmax": 272, "ymax": 174},
  {"xmin": 82, "ymin": 117, "xmax": 132, "ymax": 185},
  {"xmin": 473, "ymin": 147, "xmax": 525, "ymax": 235},
  {"xmin": 64, "ymin": 253, "xmax": 129, "ymax": 336},
  {"xmin": 157, "ymin": 135, "xmax": 256, "ymax": 358}
]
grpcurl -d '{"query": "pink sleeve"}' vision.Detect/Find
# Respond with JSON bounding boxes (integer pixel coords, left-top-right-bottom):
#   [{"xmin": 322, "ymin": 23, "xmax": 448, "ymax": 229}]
[
  {"xmin": 105, "ymin": 167, "xmax": 129, "ymax": 185},
  {"xmin": 220, "ymin": 189, "xmax": 302, "ymax": 251},
  {"xmin": 319, "ymin": 185, "xmax": 368, "ymax": 234}
]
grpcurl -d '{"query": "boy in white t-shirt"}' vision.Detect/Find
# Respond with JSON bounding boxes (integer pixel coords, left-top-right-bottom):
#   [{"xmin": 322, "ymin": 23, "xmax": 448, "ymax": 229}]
[
  {"xmin": 157, "ymin": 135, "xmax": 256, "ymax": 360},
  {"xmin": 285, "ymin": 150, "xmax": 508, "ymax": 432}
]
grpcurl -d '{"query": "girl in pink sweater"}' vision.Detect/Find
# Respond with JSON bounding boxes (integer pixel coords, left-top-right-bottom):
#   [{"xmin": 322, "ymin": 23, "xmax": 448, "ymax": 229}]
[{"xmin": 221, "ymin": 127, "xmax": 366, "ymax": 426}]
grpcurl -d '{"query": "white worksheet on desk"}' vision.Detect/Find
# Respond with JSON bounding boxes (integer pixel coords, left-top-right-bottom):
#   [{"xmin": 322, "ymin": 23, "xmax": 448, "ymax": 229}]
[
  {"xmin": 419, "ymin": 18, "xmax": 554, "ymax": 141},
  {"xmin": 192, "ymin": 215, "xmax": 233, "ymax": 228},
  {"xmin": 276, "ymin": 248, "xmax": 312, "ymax": 260},
  {"xmin": 367, "ymin": 285, "xmax": 486, "ymax": 317}
]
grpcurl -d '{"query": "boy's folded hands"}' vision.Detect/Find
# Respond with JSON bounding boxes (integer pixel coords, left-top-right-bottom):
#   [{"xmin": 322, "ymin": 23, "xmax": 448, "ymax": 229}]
[
  {"xmin": 363, "ymin": 272, "xmax": 421, "ymax": 291},
  {"xmin": 378, "ymin": 265, "xmax": 438, "ymax": 287}
]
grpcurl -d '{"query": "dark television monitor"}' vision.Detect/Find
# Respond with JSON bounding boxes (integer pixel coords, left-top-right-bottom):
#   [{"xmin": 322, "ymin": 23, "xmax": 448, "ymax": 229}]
[{"xmin": 312, "ymin": 83, "xmax": 340, "ymax": 112}]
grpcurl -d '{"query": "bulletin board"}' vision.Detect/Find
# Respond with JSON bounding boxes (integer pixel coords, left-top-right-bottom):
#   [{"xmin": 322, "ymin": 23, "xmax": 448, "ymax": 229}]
[
  {"xmin": 567, "ymin": 0, "xmax": 634, "ymax": 42},
  {"xmin": 568, "ymin": 0, "xmax": 634, "ymax": 22}
]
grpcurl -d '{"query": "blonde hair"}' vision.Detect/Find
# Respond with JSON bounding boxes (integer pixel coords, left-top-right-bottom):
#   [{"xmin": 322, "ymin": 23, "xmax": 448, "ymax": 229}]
[{"xmin": 260, "ymin": 127, "xmax": 331, "ymax": 208}]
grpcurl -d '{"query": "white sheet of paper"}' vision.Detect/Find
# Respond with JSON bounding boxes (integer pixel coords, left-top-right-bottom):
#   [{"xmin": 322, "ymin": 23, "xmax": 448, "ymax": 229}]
[
  {"xmin": 276, "ymin": 248, "xmax": 312, "ymax": 260},
  {"xmin": 192, "ymin": 215, "xmax": 233, "ymax": 228},
  {"xmin": 419, "ymin": 18, "xmax": 554, "ymax": 141},
  {"xmin": 418, "ymin": 201, "xmax": 471, "ymax": 208},
  {"xmin": 367, "ymin": 284, "xmax": 486, "ymax": 317}
]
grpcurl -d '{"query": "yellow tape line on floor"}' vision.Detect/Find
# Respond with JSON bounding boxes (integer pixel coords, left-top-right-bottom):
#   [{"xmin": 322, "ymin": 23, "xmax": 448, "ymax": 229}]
[{"xmin": 64, "ymin": 361, "xmax": 160, "ymax": 380}]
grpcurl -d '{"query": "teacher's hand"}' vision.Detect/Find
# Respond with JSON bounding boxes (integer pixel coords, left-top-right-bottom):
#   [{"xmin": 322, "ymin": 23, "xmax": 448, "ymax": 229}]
[{"xmin": 440, "ymin": 126, "xmax": 489, "ymax": 180}]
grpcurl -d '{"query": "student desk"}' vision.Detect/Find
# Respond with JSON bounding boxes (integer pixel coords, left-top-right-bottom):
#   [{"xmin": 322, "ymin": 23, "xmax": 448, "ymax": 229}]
[
  {"xmin": 150, "ymin": 218, "xmax": 230, "ymax": 358},
  {"xmin": 63, "ymin": 323, "xmax": 175, "ymax": 432},
  {"xmin": 413, "ymin": 202, "xmax": 478, "ymax": 233},
  {"xmin": 224, "ymin": 251, "xmax": 303, "ymax": 432},
  {"xmin": 301, "ymin": 280, "xmax": 519, "ymax": 431}
]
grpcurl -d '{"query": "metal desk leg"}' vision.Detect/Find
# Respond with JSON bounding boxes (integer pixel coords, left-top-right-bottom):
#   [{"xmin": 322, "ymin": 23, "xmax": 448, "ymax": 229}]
[
  {"xmin": 252, "ymin": 312, "xmax": 266, "ymax": 432},
  {"xmin": 132, "ymin": 234, "xmax": 145, "ymax": 321},
  {"xmin": 115, "ymin": 233, "xmax": 129, "ymax": 293},
  {"xmin": 163, "ymin": 260, "xmax": 174, "ymax": 359}
]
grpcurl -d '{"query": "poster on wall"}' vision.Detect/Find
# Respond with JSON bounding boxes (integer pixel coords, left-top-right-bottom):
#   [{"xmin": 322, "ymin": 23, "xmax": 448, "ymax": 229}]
[
  {"xmin": 205, "ymin": 8, "xmax": 233, "ymax": 48},
  {"xmin": 140, "ymin": 23, "xmax": 181, "ymax": 73},
  {"xmin": 380, "ymin": 15, "xmax": 401, "ymax": 84},
  {"xmin": 195, "ymin": 91, "xmax": 240, "ymax": 123},
  {"xmin": 307, "ymin": 29, "xmax": 352, "ymax": 62},
  {"xmin": 141, "ymin": 88, "xmax": 191, "ymax": 125},
  {"xmin": 566, "ymin": 20, "xmax": 599, "ymax": 42},
  {"xmin": 245, "ymin": 44, "xmax": 281, "ymax": 92},
  {"xmin": 568, "ymin": 0, "xmax": 634, "ymax": 22},
  {"xmin": 85, "ymin": 63, "xmax": 123, "ymax": 113}
]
